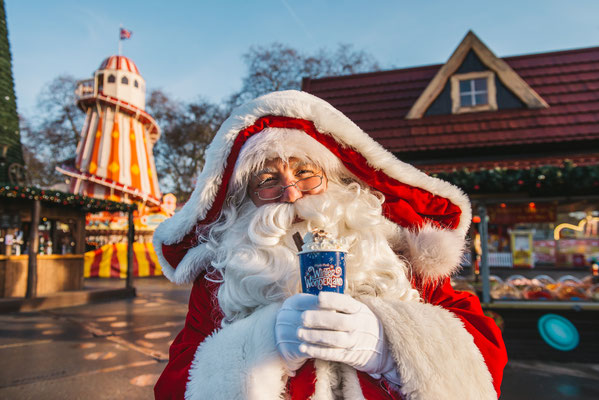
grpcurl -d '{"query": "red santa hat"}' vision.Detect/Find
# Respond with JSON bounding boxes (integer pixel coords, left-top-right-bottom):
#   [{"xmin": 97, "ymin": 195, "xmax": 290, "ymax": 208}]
[{"xmin": 153, "ymin": 90, "xmax": 471, "ymax": 284}]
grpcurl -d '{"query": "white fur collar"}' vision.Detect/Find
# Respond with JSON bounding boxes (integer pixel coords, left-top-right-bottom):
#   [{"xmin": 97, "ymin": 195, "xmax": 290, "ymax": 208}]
[
  {"xmin": 184, "ymin": 303, "xmax": 367, "ymax": 400},
  {"xmin": 185, "ymin": 295, "xmax": 496, "ymax": 400},
  {"xmin": 362, "ymin": 296, "xmax": 497, "ymax": 400}
]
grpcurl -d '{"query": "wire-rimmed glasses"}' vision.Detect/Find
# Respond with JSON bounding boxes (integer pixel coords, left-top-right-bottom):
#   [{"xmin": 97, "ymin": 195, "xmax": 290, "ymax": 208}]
[{"xmin": 255, "ymin": 175, "xmax": 323, "ymax": 200}]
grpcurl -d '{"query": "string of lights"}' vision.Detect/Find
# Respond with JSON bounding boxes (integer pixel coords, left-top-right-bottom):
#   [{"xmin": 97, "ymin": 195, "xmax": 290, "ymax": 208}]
[
  {"xmin": 431, "ymin": 161, "xmax": 599, "ymax": 196},
  {"xmin": 0, "ymin": 185, "xmax": 136, "ymax": 212}
]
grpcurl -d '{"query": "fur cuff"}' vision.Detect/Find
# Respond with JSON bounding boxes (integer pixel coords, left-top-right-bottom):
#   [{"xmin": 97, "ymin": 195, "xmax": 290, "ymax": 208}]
[
  {"xmin": 362, "ymin": 296, "xmax": 496, "ymax": 400},
  {"xmin": 185, "ymin": 303, "xmax": 286, "ymax": 400},
  {"xmin": 395, "ymin": 223, "xmax": 467, "ymax": 282}
]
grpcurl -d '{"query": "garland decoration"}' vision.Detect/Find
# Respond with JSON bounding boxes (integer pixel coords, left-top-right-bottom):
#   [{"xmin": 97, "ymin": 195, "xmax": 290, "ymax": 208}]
[
  {"xmin": 431, "ymin": 161, "xmax": 599, "ymax": 196},
  {"xmin": 0, "ymin": 184, "xmax": 136, "ymax": 212}
]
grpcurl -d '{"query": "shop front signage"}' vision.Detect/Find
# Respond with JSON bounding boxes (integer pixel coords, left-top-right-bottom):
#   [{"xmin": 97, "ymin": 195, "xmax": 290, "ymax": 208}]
[{"xmin": 488, "ymin": 203, "xmax": 556, "ymax": 225}]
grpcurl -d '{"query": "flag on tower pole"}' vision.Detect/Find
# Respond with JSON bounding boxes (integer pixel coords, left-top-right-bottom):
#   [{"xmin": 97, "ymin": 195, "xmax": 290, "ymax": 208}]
[
  {"xmin": 120, "ymin": 28, "xmax": 132, "ymax": 40},
  {"xmin": 118, "ymin": 26, "xmax": 132, "ymax": 55}
]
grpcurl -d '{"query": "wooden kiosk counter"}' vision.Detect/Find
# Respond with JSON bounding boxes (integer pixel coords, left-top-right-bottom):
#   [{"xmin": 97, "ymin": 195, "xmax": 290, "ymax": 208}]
[
  {"xmin": 0, "ymin": 186, "xmax": 136, "ymax": 300},
  {"xmin": 0, "ymin": 254, "xmax": 84, "ymax": 297}
]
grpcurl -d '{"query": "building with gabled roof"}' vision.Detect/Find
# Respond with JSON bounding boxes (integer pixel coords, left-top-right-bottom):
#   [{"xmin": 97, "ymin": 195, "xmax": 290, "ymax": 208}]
[{"xmin": 303, "ymin": 31, "xmax": 599, "ymax": 174}]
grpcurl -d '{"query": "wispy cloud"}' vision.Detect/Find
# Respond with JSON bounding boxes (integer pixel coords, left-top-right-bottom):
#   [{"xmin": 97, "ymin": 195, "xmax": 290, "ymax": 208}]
[
  {"xmin": 72, "ymin": 5, "xmax": 118, "ymax": 45},
  {"xmin": 280, "ymin": 0, "xmax": 314, "ymax": 40}
]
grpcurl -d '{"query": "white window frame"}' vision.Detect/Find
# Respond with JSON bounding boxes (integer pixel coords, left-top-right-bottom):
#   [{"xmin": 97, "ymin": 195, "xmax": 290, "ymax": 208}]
[{"xmin": 451, "ymin": 71, "xmax": 497, "ymax": 114}]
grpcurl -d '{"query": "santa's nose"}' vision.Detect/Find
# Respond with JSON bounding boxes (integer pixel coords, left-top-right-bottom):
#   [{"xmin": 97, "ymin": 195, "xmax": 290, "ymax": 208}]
[{"xmin": 280, "ymin": 184, "xmax": 302, "ymax": 203}]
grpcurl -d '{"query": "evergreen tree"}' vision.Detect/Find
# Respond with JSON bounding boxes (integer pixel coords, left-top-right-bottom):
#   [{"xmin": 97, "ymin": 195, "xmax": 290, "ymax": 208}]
[{"xmin": 0, "ymin": 0, "xmax": 25, "ymax": 184}]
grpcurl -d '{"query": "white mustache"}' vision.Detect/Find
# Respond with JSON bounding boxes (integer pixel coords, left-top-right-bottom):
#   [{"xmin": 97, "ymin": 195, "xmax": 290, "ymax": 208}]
[{"xmin": 247, "ymin": 202, "xmax": 295, "ymax": 247}]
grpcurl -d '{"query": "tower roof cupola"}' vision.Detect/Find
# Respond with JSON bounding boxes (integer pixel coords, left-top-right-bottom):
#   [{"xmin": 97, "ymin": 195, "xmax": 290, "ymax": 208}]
[{"xmin": 99, "ymin": 55, "xmax": 140, "ymax": 75}]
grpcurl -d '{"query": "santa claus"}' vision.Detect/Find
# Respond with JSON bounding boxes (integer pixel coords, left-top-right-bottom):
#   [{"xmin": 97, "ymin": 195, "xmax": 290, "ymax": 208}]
[{"xmin": 153, "ymin": 90, "xmax": 507, "ymax": 399}]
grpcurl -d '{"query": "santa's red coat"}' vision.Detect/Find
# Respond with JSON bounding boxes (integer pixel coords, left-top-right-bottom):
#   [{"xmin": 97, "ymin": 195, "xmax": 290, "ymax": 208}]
[
  {"xmin": 151, "ymin": 91, "xmax": 507, "ymax": 399},
  {"xmin": 154, "ymin": 273, "xmax": 506, "ymax": 399}
]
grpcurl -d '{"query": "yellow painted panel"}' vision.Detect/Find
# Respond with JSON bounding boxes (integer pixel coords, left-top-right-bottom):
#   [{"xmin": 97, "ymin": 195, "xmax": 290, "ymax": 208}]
[
  {"xmin": 115, "ymin": 243, "xmax": 128, "ymax": 278},
  {"xmin": 98, "ymin": 244, "xmax": 114, "ymax": 278},
  {"xmin": 147, "ymin": 243, "xmax": 162, "ymax": 275},
  {"xmin": 134, "ymin": 242, "xmax": 150, "ymax": 277}
]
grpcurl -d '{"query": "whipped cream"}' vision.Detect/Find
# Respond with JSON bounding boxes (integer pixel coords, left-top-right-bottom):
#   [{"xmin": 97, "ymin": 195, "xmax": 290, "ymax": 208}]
[{"xmin": 300, "ymin": 228, "xmax": 348, "ymax": 252}]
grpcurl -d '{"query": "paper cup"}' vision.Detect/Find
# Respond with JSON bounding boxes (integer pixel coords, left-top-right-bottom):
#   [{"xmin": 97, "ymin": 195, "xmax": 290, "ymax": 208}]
[{"xmin": 299, "ymin": 250, "xmax": 346, "ymax": 294}]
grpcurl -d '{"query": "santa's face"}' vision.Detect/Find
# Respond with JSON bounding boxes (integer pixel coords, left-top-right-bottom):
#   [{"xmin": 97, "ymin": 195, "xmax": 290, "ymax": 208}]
[{"xmin": 248, "ymin": 157, "xmax": 328, "ymax": 207}]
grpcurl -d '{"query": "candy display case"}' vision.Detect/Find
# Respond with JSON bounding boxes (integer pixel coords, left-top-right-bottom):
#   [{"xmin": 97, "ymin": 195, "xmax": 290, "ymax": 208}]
[
  {"xmin": 471, "ymin": 273, "xmax": 599, "ymax": 302},
  {"xmin": 456, "ymin": 270, "xmax": 599, "ymax": 362},
  {"xmin": 521, "ymin": 284, "xmax": 555, "ymax": 301},
  {"xmin": 489, "ymin": 276, "xmax": 521, "ymax": 300},
  {"xmin": 477, "ymin": 272, "xmax": 599, "ymax": 362}
]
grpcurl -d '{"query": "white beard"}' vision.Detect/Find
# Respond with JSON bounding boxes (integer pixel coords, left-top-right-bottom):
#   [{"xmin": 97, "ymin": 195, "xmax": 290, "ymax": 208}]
[{"xmin": 202, "ymin": 182, "xmax": 420, "ymax": 323}]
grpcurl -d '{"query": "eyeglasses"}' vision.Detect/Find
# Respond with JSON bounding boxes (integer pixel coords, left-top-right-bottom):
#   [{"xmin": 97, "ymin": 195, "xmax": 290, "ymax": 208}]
[{"xmin": 254, "ymin": 175, "xmax": 323, "ymax": 200}]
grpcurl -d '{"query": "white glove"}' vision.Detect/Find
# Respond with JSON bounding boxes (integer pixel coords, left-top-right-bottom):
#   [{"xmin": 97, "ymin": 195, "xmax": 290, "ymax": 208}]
[
  {"xmin": 297, "ymin": 292, "xmax": 397, "ymax": 378},
  {"xmin": 275, "ymin": 293, "xmax": 319, "ymax": 375}
]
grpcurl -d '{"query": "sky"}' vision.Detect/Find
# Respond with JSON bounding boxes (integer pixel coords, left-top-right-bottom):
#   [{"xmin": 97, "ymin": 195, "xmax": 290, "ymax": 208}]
[{"xmin": 5, "ymin": 0, "xmax": 599, "ymax": 119}]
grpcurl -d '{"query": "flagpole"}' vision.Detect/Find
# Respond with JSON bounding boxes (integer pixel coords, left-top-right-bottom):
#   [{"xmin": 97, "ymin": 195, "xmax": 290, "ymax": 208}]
[{"xmin": 118, "ymin": 23, "xmax": 122, "ymax": 55}]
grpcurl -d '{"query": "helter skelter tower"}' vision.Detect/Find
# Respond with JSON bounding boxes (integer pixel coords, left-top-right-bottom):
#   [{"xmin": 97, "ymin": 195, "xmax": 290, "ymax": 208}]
[{"xmin": 58, "ymin": 55, "xmax": 161, "ymax": 206}]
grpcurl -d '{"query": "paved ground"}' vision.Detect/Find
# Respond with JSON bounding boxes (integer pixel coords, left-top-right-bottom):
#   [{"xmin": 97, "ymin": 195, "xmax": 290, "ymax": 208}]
[
  {"xmin": 0, "ymin": 278, "xmax": 189, "ymax": 400},
  {"xmin": 0, "ymin": 277, "xmax": 598, "ymax": 399}
]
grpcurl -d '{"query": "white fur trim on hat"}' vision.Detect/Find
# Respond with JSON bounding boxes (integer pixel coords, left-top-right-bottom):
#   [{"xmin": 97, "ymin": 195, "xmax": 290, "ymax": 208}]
[
  {"xmin": 230, "ymin": 128, "xmax": 351, "ymax": 196},
  {"xmin": 394, "ymin": 223, "xmax": 469, "ymax": 282}
]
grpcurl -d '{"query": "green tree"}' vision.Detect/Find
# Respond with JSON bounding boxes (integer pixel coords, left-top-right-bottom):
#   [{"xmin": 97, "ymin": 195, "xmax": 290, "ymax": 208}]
[{"xmin": 0, "ymin": 0, "xmax": 25, "ymax": 184}]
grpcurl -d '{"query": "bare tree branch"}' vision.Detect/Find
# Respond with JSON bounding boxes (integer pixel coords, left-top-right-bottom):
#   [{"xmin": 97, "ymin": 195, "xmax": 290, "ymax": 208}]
[
  {"xmin": 20, "ymin": 75, "xmax": 83, "ymax": 187},
  {"xmin": 227, "ymin": 42, "xmax": 379, "ymax": 109},
  {"xmin": 147, "ymin": 90, "xmax": 224, "ymax": 201}
]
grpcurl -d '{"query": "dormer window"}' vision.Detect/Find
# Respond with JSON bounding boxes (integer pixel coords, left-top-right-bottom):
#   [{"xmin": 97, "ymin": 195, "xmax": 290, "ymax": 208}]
[
  {"xmin": 460, "ymin": 78, "xmax": 487, "ymax": 106},
  {"xmin": 450, "ymin": 71, "xmax": 497, "ymax": 114}
]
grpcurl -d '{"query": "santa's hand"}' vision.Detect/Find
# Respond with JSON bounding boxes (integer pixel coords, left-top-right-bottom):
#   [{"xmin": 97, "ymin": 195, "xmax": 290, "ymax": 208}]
[
  {"xmin": 275, "ymin": 293, "xmax": 318, "ymax": 375},
  {"xmin": 297, "ymin": 292, "xmax": 397, "ymax": 378}
]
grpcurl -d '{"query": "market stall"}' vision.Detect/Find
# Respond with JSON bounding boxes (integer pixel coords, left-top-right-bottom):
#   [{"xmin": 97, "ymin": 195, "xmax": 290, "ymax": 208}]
[
  {"xmin": 454, "ymin": 196, "xmax": 599, "ymax": 362},
  {"xmin": 0, "ymin": 186, "xmax": 135, "ymax": 298}
]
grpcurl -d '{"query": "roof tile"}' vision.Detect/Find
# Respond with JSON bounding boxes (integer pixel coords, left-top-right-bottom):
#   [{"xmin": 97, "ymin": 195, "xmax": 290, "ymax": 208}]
[
  {"xmin": 304, "ymin": 46, "xmax": 599, "ymax": 151},
  {"xmin": 418, "ymin": 153, "xmax": 599, "ymax": 173}
]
